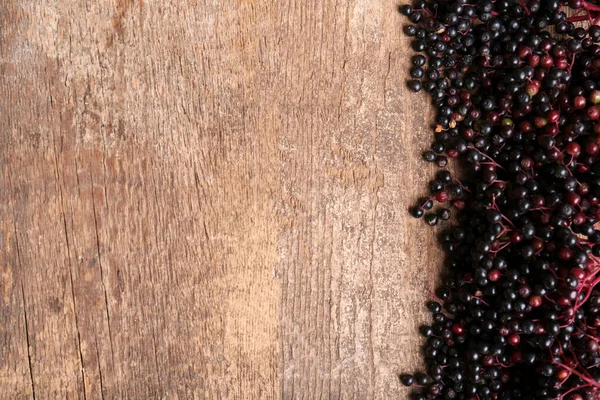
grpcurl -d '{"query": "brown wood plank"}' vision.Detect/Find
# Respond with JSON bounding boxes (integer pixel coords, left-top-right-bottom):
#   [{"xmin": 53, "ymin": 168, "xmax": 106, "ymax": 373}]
[
  {"xmin": 276, "ymin": 2, "xmax": 440, "ymax": 399},
  {"xmin": 1, "ymin": 1, "xmax": 442, "ymax": 399}
]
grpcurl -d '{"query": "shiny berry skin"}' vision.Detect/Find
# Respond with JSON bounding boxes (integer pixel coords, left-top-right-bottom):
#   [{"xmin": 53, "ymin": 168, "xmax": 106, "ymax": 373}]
[
  {"xmin": 399, "ymin": 374, "xmax": 414, "ymax": 386},
  {"xmin": 423, "ymin": 151, "xmax": 436, "ymax": 162},
  {"xmin": 438, "ymin": 208, "xmax": 451, "ymax": 221},
  {"xmin": 573, "ymin": 95, "xmax": 586, "ymax": 109},
  {"xmin": 424, "ymin": 213, "xmax": 438, "ymax": 227},
  {"xmin": 411, "ymin": 207, "xmax": 424, "ymax": 218},
  {"xmin": 540, "ymin": 55, "xmax": 553, "ymax": 68},
  {"xmin": 529, "ymin": 296, "xmax": 542, "ymax": 308},
  {"xmin": 565, "ymin": 192, "xmax": 580, "ymax": 206},
  {"xmin": 587, "ymin": 142, "xmax": 599, "ymax": 155},
  {"xmin": 569, "ymin": 0, "xmax": 583, "ymax": 8},
  {"xmin": 566, "ymin": 142, "xmax": 581, "ymax": 157},
  {"xmin": 510, "ymin": 232, "xmax": 523, "ymax": 243},
  {"xmin": 407, "ymin": 80, "xmax": 422, "ymax": 92},
  {"xmin": 451, "ymin": 324, "xmax": 464, "ymax": 335},
  {"xmin": 488, "ymin": 269, "xmax": 501, "ymax": 282},
  {"xmin": 399, "ymin": 4, "xmax": 412, "ymax": 15},
  {"xmin": 547, "ymin": 110, "xmax": 560, "ymax": 123}
]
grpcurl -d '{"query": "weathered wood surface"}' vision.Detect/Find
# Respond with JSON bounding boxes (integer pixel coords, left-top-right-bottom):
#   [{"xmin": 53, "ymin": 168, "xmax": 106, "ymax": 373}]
[{"xmin": 0, "ymin": 1, "xmax": 442, "ymax": 398}]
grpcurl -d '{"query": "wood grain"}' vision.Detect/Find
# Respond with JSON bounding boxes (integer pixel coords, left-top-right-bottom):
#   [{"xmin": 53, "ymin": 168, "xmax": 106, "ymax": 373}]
[{"xmin": 0, "ymin": 1, "xmax": 443, "ymax": 398}]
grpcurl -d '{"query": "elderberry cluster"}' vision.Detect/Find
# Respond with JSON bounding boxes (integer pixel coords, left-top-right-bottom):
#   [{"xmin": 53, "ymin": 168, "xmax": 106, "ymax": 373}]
[{"xmin": 400, "ymin": 0, "xmax": 600, "ymax": 399}]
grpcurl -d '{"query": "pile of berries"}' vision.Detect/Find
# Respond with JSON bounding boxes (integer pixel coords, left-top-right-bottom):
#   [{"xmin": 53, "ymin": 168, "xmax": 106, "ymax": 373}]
[{"xmin": 400, "ymin": 0, "xmax": 600, "ymax": 399}]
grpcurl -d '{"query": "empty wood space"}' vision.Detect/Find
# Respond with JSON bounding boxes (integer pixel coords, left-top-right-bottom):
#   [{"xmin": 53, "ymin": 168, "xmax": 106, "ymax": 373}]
[{"xmin": 0, "ymin": 1, "xmax": 442, "ymax": 398}]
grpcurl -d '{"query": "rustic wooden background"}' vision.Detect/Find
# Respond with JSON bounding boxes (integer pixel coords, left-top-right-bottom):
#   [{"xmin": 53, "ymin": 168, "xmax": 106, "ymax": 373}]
[{"xmin": 0, "ymin": 0, "xmax": 443, "ymax": 398}]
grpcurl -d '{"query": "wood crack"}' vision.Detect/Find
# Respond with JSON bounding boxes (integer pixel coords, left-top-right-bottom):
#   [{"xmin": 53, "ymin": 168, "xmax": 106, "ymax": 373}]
[
  {"xmin": 101, "ymin": 132, "xmax": 110, "ymax": 213},
  {"xmin": 89, "ymin": 170, "xmax": 116, "ymax": 366},
  {"xmin": 383, "ymin": 52, "xmax": 392, "ymax": 107},
  {"xmin": 9, "ymin": 164, "xmax": 36, "ymax": 399},
  {"xmin": 95, "ymin": 340, "xmax": 106, "ymax": 400},
  {"xmin": 52, "ymin": 131, "xmax": 88, "ymax": 399},
  {"xmin": 20, "ymin": 283, "xmax": 36, "ymax": 400}
]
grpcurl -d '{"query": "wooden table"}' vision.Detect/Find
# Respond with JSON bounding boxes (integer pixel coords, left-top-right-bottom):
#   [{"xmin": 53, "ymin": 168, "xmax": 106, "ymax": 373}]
[{"xmin": 1, "ymin": 1, "xmax": 443, "ymax": 398}]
